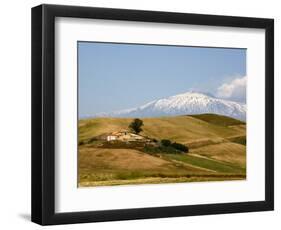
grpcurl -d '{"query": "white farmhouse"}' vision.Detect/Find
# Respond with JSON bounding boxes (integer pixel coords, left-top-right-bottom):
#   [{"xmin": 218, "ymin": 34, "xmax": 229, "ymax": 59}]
[
  {"xmin": 106, "ymin": 130, "xmax": 145, "ymax": 142},
  {"xmin": 106, "ymin": 135, "xmax": 117, "ymax": 141}
]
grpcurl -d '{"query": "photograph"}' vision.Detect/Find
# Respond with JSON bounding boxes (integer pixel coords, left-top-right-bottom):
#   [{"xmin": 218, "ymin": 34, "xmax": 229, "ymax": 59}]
[
  {"xmin": 30, "ymin": 3, "xmax": 274, "ymax": 225},
  {"xmin": 78, "ymin": 42, "xmax": 247, "ymax": 187}
]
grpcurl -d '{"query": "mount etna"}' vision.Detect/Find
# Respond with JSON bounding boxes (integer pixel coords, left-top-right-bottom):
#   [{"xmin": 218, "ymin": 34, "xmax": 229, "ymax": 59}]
[{"xmin": 93, "ymin": 91, "xmax": 246, "ymax": 121}]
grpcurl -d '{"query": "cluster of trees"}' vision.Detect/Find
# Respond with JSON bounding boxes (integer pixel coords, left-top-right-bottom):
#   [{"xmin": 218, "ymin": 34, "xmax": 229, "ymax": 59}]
[{"xmin": 161, "ymin": 139, "xmax": 189, "ymax": 153}]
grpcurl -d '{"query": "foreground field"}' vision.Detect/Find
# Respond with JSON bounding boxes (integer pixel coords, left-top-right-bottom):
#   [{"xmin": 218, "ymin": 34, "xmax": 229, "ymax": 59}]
[{"xmin": 78, "ymin": 114, "xmax": 246, "ymax": 187}]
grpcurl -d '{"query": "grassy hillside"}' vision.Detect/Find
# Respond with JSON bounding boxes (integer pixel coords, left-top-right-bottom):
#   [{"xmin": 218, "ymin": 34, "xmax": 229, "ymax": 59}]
[
  {"xmin": 79, "ymin": 115, "xmax": 244, "ymax": 144},
  {"xmin": 190, "ymin": 113, "xmax": 245, "ymax": 126},
  {"xmin": 79, "ymin": 114, "xmax": 246, "ymax": 187}
]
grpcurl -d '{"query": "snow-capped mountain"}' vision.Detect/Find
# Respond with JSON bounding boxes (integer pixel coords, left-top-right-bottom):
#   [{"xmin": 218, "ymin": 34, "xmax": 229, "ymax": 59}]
[{"xmin": 94, "ymin": 92, "xmax": 246, "ymax": 121}]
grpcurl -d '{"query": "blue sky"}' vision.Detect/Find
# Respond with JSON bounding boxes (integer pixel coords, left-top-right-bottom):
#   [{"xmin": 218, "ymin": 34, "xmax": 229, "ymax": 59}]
[{"xmin": 78, "ymin": 42, "xmax": 246, "ymax": 117}]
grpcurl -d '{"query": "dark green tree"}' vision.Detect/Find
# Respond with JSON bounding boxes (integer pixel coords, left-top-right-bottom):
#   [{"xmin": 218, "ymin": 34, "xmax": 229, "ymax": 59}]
[
  {"xmin": 161, "ymin": 139, "xmax": 172, "ymax": 147},
  {"xmin": 129, "ymin": 118, "xmax": 144, "ymax": 134},
  {"xmin": 170, "ymin": 142, "xmax": 189, "ymax": 153}
]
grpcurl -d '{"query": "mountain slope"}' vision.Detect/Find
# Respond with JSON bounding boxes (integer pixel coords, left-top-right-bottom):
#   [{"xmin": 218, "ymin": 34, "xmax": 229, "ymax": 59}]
[{"xmin": 95, "ymin": 92, "xmax": 246, "ymax": 121}]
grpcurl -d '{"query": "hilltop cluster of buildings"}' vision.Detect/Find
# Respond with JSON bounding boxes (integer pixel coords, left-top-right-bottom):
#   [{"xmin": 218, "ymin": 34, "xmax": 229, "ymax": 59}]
[{"xmin": 106, "ymin": 130, "xmax": 146, "ymax": 142}]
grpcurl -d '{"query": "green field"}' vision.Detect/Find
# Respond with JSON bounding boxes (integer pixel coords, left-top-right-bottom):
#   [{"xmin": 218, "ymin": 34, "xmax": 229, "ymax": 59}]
[{"xmin": 78, "ymin": 114, "xmax": 246, "ymax": 187}]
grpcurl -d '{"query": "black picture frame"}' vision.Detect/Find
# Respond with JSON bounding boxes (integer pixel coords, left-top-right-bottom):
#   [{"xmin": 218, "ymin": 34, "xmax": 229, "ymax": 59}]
[{"xmin": 31, "ymin": 4, "xmax": 274, "ymax": 225}]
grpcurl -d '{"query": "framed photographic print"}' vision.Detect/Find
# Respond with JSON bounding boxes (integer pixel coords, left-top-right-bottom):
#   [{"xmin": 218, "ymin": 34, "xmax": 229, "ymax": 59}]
[{"xmin": 31, "ymin": 4, "xmax": 274, "ymax": 225}]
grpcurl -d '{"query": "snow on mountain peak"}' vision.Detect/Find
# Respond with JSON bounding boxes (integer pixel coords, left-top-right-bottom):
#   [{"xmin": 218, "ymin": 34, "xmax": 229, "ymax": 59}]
[{"xmin": 94, "ymin": 91, "xmax": 246, "ymax": 121}]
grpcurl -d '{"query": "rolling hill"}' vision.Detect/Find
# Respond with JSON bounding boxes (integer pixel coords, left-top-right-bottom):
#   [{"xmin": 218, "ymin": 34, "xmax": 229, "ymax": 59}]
[{"xmin": 79, "ymin": 113, "xmax": 246, "ymax": 186}]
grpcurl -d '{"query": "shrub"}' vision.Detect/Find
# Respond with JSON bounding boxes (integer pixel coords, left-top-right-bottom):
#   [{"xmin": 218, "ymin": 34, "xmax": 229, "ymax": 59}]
[
  {"xmin": 161, "ymin": 139, "xmax": 172, "ymax": 147},
  {"xmin": 170, "ymin": 142, "xmax": 189, "ymax": 153}
]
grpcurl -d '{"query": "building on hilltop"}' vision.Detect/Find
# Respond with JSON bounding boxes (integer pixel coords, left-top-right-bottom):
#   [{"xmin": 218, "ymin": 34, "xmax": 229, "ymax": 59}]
[{"xmin": 106, "ymin": 130, "xmax": 145, "ymax": 142}]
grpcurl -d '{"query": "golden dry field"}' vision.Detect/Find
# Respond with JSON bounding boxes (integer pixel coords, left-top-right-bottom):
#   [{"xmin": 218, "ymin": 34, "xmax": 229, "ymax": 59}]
[{"xmin": 78, "ymin": 114, "xmax": 246, "ymax": 187}]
